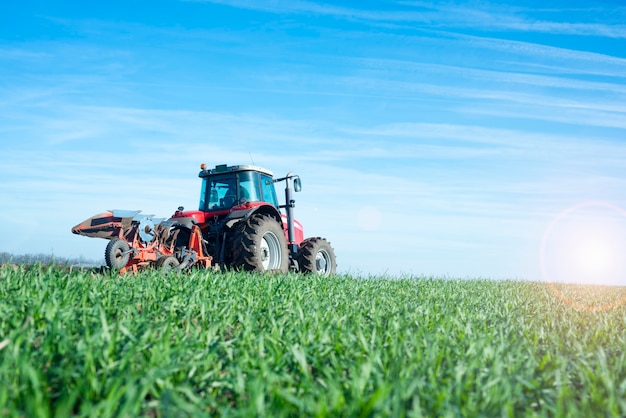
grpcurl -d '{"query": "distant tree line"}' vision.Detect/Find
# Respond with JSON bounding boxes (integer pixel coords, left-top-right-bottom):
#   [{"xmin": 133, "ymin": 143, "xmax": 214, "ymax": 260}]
[{"xmin": 0, "ymin": 252, "xmax": 103, "ymax": 267}]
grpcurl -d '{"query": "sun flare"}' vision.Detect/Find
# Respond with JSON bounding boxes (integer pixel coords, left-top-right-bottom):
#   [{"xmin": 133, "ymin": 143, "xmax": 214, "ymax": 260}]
[
  {"xmin": 575, "ymin": 238, "xmax": 614, "ymax": 277},
  {"xmin": 541, "ymin": 202, "xmax": 626, "ymax": 287}
]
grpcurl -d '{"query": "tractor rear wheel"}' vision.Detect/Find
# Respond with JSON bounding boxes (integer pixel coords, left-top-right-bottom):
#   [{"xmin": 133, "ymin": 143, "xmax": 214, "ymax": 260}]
[
  {"xmin": 105, "ymin": 238, "xmax": 130, "ymax": 271},
  {"xmin": 297, "ymin": 237, "xmax": 336, "ymax": 276},
  {"xmin": 228, "ymin": 213, "xmax": 289, "ymax": 273}
]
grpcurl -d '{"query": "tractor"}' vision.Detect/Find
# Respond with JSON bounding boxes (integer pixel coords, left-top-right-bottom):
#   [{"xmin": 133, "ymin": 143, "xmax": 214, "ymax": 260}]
[{"xmin": 71, "ymin": 163, "xmax": 337, "ymax": 276}]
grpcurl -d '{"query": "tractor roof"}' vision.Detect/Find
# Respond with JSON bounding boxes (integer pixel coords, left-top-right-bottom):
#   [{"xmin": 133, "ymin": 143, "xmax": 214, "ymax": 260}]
[{"xmin": 198, "ymin": 164, "xmax": 274, "ymax": 178}]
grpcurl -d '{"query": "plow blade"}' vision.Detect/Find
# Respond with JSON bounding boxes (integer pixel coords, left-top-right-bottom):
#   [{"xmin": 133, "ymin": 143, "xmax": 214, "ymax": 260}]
[
  {"xmin": 71, "ymin": 210, "xmax": 164, "ymax": 240},
  {"xmin": 71, "ymin": 212, "xmax": 125, "ymax": 239}
]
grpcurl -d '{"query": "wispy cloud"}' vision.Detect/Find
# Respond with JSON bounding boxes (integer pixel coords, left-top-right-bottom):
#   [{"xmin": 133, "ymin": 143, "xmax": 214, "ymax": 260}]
[
  {"xmin": 187, "ymin": 0, "xmax": 626, "ymax": 38},
  {"xmin": 356, "ymin": 57, "xmax": 626, "ymax": 94}
]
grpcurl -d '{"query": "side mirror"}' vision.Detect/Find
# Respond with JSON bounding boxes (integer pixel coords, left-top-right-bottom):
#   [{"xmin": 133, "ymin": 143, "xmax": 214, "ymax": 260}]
[{"xmin": 293, "ymin": 177, "xmax": 302, "ymax": 192}]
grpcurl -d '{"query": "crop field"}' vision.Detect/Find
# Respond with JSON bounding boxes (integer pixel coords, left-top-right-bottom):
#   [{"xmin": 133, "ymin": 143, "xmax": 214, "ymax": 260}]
[{"xmin": 1, "ymin": 265, "xmax": 626, "ymax": 417}]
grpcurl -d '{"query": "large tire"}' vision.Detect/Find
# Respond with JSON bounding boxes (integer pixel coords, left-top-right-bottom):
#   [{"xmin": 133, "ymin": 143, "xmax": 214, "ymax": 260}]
[
  {"xmin": 228, "ymin": 214, "xmax": 289, "ymax": 273},
  {"xmin": 105, "ymin": 238, "xmax": 130, "ymax": 271},
  {"xmin": 297, "ymin": 237, "xmax": 336, "ymax": 276}
]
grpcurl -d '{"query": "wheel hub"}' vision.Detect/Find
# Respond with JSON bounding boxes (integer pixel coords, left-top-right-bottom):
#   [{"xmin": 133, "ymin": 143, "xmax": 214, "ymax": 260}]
[
  {"xmin": 260, "ymin": 232, "xmax": 281, "ymax": 270},
  {"xmin": 261, "ymin": 246, "xmax": 270, "ymax": 263},
  {"xmin": 315, "ymin": 250, "xmax": 330, "ymax": 274}
]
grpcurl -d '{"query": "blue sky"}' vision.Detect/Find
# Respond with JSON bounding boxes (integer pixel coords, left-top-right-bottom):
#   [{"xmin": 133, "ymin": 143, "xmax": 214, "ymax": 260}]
[{"xmin": 1, "ymin": 0, "xmax": 626, "ymax": 282}]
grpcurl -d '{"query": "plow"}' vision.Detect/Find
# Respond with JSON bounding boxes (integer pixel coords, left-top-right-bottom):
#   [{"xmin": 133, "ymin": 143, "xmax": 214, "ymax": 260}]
[
  {"xmin": 72, "ymin": 164, "xmax": 336, "ymax": 275},
  {"xmin": 72, "ymin": 210, "xmax": 212, "ymax": 274}
]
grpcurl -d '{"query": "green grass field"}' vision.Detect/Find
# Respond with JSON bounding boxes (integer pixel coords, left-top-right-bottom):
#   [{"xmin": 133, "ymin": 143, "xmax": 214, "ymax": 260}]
[{"xmin": 1, "ymin": 265, "xmax": 625, "ymax": 417}]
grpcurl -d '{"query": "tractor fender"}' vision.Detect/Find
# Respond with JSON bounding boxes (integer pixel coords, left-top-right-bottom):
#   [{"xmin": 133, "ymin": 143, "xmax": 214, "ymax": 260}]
[{"xmin": 224, "ymin": 204, "xmax": 282, "ymax": 229}]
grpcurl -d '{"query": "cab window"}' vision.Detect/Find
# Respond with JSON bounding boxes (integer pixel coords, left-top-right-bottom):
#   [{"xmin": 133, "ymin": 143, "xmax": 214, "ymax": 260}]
[{"xmin": 261, "ymin": 174, "xmax": 279, "ymax": 207}]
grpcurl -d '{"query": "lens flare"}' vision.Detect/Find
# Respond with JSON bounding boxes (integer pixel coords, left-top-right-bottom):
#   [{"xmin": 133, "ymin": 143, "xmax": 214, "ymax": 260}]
[
  {"xmin": 540, "ymin": 201, "xmax": 626, "ymax": 311},
  {"xmin": 576, "ymin": 238, "xmax": 613, "ymax": 277}
]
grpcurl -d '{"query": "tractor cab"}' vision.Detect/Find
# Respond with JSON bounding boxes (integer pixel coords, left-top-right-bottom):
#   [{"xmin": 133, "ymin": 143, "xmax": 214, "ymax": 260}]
[{"xmin": 198, "ymin": 164, "xmax": 279, "ymax": 212}]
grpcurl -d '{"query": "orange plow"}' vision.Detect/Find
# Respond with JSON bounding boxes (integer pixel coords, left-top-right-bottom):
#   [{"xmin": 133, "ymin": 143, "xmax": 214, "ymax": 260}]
[{"xmin": 71, "ymin": 210, "xmax": 212, "ymax": 273}]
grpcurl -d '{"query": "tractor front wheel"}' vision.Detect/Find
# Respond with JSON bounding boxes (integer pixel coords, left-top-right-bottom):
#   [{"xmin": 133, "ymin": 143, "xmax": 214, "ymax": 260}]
[
  {"xmin": 228, "ymin": 214, "xmax": 289, "ymax": 273},
  {"xmin": 105, "ymin": 238, "xmax": 130, "ymax": 271},
  {"xmin": 297, "ymin": 237, "xmax": 336, "ymax": 276}
]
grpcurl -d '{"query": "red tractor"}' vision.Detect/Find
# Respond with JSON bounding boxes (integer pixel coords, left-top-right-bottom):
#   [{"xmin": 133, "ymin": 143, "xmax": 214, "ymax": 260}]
[{"xmin": 72, "ymin": 164, "xmax": 336, "ymax": 275}]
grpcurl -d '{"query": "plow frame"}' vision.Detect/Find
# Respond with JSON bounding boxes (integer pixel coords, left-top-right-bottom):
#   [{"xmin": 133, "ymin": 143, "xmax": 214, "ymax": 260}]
[{"xmin": 120, "ymin": 224, "xmax": 212, "ymax": 274}]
